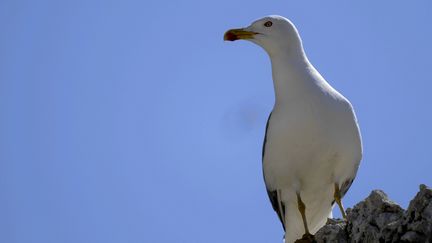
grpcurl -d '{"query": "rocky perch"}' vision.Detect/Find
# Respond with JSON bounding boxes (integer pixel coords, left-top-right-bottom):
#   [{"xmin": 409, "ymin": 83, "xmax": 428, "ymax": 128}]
[{"xmin": 315, "ymin": 184, "xmax": 432, "ymax": 243}]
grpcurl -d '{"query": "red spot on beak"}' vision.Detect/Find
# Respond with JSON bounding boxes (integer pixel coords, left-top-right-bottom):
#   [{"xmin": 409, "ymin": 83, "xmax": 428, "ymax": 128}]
[{"xmin": 224, "ymin": 31, "xmax": 238, "ymax": 41}]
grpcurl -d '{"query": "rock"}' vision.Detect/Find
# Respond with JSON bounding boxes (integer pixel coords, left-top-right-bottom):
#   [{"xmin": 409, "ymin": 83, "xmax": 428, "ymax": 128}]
[
  {"xmin": 347, "ymin": 190, "xmax": 404, "ymax": 242},
  {"xmin": 397, "ymin": 184, "xmax": 432, "ymax": 242},
  {"xmin": 294, "ymin": 233, "xmax": 317, "ymax": 243},
  {"xmin": 314, "ymin": 184, "xmax": 432, "ymax": 243},
  {"xmin": 315, "ymin": 218, "xmax": 347, "ymax": 243}
]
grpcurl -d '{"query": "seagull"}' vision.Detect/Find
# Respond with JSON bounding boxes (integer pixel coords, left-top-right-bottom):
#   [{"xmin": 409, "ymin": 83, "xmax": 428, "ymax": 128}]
[{"xmin": 224, "ymin": 16, "xmax": 362, "ymax": 243}]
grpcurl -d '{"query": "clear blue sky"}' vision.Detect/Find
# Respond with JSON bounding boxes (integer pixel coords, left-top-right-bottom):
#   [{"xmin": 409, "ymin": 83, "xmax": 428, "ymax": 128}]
[{"xmin": 1, "ymin": 1, "xmax": 432, "ymax": 242}]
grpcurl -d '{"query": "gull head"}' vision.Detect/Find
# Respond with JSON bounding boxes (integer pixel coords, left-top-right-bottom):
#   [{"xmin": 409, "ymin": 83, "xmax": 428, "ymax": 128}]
[{"xmin": 224, "ymin": 15, "xmax": 304, "ymax": 57}]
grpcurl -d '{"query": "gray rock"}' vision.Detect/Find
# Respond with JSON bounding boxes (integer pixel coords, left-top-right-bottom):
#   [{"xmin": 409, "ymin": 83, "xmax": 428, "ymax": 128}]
[
  {"xmin": 347, "ymin": 190, "xmax": 404, "ymax": 242},
  {"xmin": 314, "ymin": 184, "xmax": 432, "ymax": 243},
  {"xmin": 315, "ymin": 218, "xmax": 348, "ymax": 243},
  {"xmin": 397, "ymin": 184, "xmax": 432, "ymax": 242}
]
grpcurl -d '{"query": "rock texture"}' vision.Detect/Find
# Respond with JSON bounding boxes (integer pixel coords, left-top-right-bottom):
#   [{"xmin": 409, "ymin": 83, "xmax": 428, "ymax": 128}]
[{"xmin": 315, "ymin": 184, "xmax": 432, "ymax": 243}]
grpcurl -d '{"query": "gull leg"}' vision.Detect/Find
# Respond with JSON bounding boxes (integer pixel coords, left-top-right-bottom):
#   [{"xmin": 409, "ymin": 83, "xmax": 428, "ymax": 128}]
[
  {"xmin": 296, "ymin": 192, "xmax": 310, "ymax": 235},
  {"xmin": 334, "ymin": 183, "xmax": 347, "ymax": 220},
  {"xmin": 295, "ymin": 193, "xmax": 315, "ymax": 243}
]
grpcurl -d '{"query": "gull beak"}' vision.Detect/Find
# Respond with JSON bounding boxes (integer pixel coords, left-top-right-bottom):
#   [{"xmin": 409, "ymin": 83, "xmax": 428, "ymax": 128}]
[{"xmin": 224, "ymin": 28, "xmax": 257, "ymax": 41}]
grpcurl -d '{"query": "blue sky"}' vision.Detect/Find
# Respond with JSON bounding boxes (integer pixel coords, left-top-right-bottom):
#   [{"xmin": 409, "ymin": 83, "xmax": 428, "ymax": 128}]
[{"xmin": 1, "ymin": 1, "xmax": 432, "ymax": 242}]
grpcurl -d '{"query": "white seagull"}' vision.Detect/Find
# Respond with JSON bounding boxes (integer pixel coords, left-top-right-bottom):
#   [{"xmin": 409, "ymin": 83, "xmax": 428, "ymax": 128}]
[{"xmin": 224, "ymin": 16, "xmax": 362, "ymax": 243}]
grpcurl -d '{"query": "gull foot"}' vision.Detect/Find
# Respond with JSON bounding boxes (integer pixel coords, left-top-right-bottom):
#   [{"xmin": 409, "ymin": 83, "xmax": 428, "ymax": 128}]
[{"xmin": 294, "ymin": 233, "xmax": 316, "ymax": 243}]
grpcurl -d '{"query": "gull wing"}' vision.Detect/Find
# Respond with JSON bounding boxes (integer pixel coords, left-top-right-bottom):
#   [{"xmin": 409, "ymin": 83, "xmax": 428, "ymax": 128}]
[{"xmin": 262, "ymin": 113, "xmax": 286, "ymax": 230}]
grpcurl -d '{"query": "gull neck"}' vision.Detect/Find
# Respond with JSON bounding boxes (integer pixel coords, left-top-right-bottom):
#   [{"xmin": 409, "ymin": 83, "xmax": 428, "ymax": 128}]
[{"xmin": 269, "ymin": 50, "xmax": 320, "ymax": 106}]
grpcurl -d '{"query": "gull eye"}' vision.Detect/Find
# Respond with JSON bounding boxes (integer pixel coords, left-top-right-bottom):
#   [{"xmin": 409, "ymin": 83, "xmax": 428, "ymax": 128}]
[{"xmin": 264, "ymin": 21, "xmax": 273, "ymax": 27}]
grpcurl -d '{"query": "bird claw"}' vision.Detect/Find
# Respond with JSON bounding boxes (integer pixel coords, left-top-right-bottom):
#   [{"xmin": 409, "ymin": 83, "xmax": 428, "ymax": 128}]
[{"xmin": 294, "ymin": 233, "xmax": 316, "ymax": 243}]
